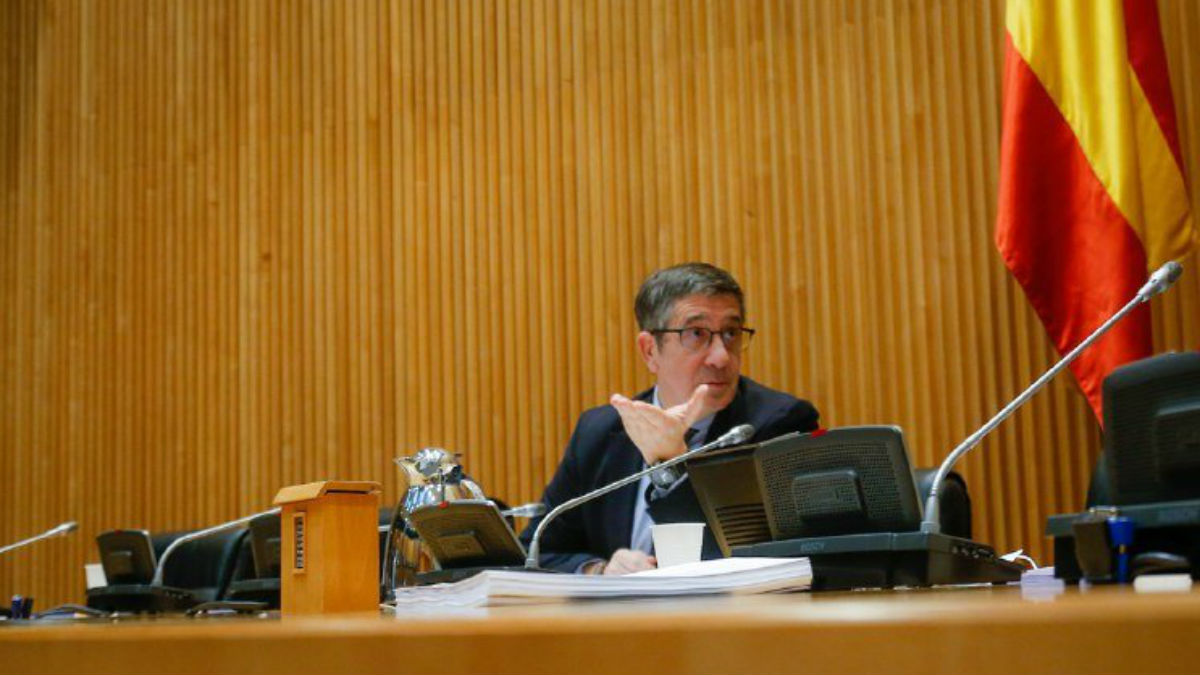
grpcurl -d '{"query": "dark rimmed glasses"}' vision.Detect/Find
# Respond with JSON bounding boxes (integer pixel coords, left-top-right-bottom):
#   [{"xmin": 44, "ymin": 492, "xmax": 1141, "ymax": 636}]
[{"xmin": 650, "ymin": 326, "xmax": 755, "ymax": 353}]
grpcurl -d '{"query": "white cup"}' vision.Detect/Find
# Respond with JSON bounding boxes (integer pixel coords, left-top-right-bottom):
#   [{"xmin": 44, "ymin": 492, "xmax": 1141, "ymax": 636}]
[
  {"xmin": 84, "ymin": 563, "xmax": 107, "ymax": 589},
  {"xmin": 651, "ymin": 522, "xmax": 705, "ymax": 568}
]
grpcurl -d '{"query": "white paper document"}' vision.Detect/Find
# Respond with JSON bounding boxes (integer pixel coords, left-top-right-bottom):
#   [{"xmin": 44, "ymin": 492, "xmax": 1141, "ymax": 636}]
[{"xmin": 388, "ymin": 556, "xmax": 812, "ymax": 609}]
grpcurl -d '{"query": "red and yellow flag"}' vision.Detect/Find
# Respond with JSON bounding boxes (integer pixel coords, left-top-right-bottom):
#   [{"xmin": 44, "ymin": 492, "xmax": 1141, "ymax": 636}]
[{"xmin": 995, "ymin": 0, "xmax": 1195, "ymax": 421}]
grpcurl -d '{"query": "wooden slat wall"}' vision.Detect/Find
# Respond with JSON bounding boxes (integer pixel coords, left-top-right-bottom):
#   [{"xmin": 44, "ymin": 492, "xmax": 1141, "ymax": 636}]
[{"xmin": 2, "ymin": 0, "xmax": 1198, "ymax": 608}]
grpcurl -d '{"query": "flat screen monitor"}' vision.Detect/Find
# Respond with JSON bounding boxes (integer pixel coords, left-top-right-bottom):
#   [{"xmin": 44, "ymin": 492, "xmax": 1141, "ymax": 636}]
[
  {"xmin": 407, "ymin": 499, "xmax": 526, "ymax": 569},
  {"xmin": 96, "ymin": 529, "xmax": 157, "ymax": 585},
  {"xmin": 754, "ymin": 426, "xmax": 923, "ymax": 539},
  {"xmin": 1103, "ymin": 351, "xmax": 1200, "ymax": 506}
]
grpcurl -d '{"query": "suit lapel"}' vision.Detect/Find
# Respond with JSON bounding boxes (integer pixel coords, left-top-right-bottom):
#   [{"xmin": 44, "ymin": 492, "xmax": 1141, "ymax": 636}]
[{"xmin": 595, "ymin": 426, "xmax": 642, "ymax": 550}]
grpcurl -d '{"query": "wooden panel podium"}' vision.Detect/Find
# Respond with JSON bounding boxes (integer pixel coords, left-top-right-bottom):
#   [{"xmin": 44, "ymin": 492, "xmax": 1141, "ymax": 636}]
[{"xmin": 273, "ymin": 480, "xmax": 381, "ymax": 615}]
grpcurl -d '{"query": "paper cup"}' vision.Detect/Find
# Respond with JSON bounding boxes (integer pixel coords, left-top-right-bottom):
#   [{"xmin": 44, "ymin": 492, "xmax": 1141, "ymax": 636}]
[{"xmin": 651, "ymin": 522, "xmax": 705, "ymax": 568}]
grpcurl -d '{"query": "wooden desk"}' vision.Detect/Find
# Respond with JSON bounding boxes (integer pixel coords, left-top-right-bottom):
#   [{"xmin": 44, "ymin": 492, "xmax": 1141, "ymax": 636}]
[{"xmin": 2, "ymin": 584, "xmax": 1197, "ymax": 674}]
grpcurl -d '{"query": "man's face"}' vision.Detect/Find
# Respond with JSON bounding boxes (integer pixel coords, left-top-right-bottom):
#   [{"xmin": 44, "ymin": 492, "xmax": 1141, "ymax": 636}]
[{"xmin": 638, "ymin": 293, "xmax": 744, "ymax": 414}]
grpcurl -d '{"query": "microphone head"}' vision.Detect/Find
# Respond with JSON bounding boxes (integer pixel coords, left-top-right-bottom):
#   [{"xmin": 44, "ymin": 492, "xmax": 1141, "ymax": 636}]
[
  {"xmin": 503, "ymin": 502, "xmax": 547, "ymax": 518},
  {"xmin": 1142, "ymin": 261, "xmax": 1184, "ymax": 299},
  {"xmin": 52, "ymin": 521, "xmax": 78, "ymax": 536},
  {"xmin": 716, "ymin": 424, "xmax": 756, "ymax": 448},
  {"xmin": 1164, "ymin": 260, "xmax": 1183, "ymax": 284}
]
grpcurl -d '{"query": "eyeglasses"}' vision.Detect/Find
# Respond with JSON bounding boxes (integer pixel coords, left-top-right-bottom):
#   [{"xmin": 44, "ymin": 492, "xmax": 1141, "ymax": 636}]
[{"xmin": 650, "ymin": 326, "xmax": 756, "ymax": 353}]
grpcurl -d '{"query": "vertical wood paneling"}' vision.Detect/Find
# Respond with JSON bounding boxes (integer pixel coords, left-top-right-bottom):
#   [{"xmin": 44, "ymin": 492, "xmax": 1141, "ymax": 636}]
[{"xmin": 2, "ymin": 0, "xmax": 1199, "ymax": 607}]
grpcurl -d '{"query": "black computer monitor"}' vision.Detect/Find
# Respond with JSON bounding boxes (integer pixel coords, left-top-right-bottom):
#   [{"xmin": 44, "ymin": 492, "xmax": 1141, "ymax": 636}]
[
  {"xmin": 406, "ymin": 500, "xmax": 526, "ymax": 569},
  {"xmin": 1103, "ymin": 351, "xmax": 1200, "ymax": 506},
  {"xmin": 96, "ymin": 530, "xmax": 157, "ymax": 585},
  {"xmin": 688, "ymin": 427, "xmax": 925, "ymax": 552},
  {"xmin": 753, "ymin": 426, "xmax": 923, "ymax": 539},
  {"xmin": 688, "ymin": 426, "xmax": 1017, "ymax": 589}
]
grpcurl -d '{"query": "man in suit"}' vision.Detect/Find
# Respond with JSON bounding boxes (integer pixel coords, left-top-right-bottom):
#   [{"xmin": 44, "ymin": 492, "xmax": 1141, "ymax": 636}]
[{"xmin": 520, "ymin": 263, "xmax": 820, "ymax": 574}]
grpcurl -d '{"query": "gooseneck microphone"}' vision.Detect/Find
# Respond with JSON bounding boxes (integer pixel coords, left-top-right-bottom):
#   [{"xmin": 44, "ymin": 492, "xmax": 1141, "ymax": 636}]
[
  {"xmin": 151, "ymin": 508, "xmax": 281, "ymax": 586},
  {"xmin": 0, "ymin": 521, "xmax": 78, "ymax": 556},
  {"xmin": 524, "ymin": 423, "xmax": 755, "ymax": 569},
  {"xmin": 921, "ymin": 261, "xmax": 1185, "ymax": 534}
]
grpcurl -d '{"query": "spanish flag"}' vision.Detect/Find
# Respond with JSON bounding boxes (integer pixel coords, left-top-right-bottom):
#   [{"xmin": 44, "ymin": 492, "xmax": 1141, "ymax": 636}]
[{"xmin": 995, "ymin": 0, "xmax": 1195, "ymax": 421}]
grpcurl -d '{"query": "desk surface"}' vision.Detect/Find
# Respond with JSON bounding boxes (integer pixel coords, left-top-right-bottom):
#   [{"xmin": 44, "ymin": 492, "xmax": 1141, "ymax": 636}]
[{"xmin": 2, "ymin": 584, "xmax": 1198, "ymax": 674}]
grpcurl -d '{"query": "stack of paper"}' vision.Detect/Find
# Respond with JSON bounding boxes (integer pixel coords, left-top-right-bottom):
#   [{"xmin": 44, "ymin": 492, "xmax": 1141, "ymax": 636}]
[{"xmin": 389, "ymin": 557, "xmax": 812, "ymax": 609}]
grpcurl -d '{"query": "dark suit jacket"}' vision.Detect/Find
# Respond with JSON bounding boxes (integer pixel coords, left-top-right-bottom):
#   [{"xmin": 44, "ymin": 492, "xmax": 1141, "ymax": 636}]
[{"xmin": 519, "ymin": 376, "xmax": 820, "ymax": 572}]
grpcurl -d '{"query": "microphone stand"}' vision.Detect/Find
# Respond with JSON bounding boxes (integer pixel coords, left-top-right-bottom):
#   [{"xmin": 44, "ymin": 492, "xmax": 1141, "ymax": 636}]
[
  {"xmin": 922, "ymin": 261, "xmax": 1184, "ymax": 534},
  {"xmin": 0, "ymin": 522, "xmax": 77, "ymax": 556},
  {"xmin": 524, "ymin": 424, "xmax": 755, "ymax": 569}
]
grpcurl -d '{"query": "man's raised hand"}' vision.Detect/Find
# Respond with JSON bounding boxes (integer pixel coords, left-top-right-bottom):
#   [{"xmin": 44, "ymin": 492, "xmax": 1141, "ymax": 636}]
[{"xmin": 610, "ymin": 384, "xmax": 711, "ymax": 465}]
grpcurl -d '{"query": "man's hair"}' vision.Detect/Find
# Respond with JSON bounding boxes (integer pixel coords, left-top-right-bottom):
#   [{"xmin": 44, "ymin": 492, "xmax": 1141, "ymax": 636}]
[{"xmin": 634, "ymin": 262, "xmax": 745, "ymax": 332}]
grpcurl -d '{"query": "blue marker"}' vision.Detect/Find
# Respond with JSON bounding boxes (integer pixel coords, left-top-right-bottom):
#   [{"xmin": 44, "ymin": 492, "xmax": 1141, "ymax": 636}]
[{"xmin": 1107, "ymin": 516, "xmax": 1135, "ymax": 583}]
